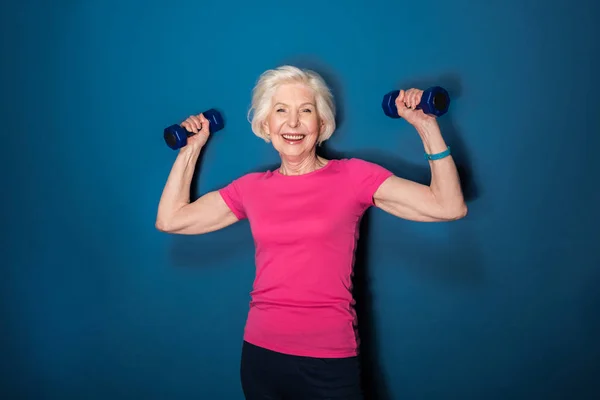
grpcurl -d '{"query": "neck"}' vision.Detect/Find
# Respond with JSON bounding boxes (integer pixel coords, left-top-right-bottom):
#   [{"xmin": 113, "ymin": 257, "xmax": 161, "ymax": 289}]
[{"xmin": 279, "ymin": 152, "xmax": 326, "ymax": 176}]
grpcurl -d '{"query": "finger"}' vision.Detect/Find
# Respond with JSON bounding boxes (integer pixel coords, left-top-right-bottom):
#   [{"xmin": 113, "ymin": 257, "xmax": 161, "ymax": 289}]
[
  {"xmin": 404, "ymin": 92, "xmax": 412, "ymax": 109},
  {"xmin": 189, "ymin": 115, "xmax": 202, "ymax": 132},
  {"xmin": 405, "ymin": 89, "xmax": 412, "ymax": 109},
  {"xmin": 395, "ymin": 90, "xmax": 405, "ymax": 110},
  {"xmin": 198, "ymin": 114, "xmax": 210, "ymax": 133},
  {"xmin": 395, "ymin": 90, "xmax": 406, "ymax": 112},
  {"xmin": 407, "ymin": 89, "xmax": 418, "ymax": 109},
  {"xmin": 196, "ymin": 114, "xmax": 209, "ymax": 134},
  {"xmin": 181, "ymin": 120, "xmax": 194, "ymax": 133},
  {"xmin": 183, "ymin": 116, "xmax": 197, "ymax": 132},
  {"xmin": 413, "ymin": 89, "xmax": 423, "ymax": 108}
]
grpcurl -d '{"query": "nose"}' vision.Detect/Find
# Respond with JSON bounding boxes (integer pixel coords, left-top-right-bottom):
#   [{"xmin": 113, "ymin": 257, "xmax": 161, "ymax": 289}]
[{"xmin": 287, "ymin": 111, "xmax": 300, "ymax": 128}]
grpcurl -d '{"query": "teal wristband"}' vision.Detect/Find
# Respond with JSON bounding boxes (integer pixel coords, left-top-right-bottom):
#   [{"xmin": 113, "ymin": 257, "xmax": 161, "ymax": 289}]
[{"xmin": 425, "ymin": 146, "xmax": 451, "ymax": 161}]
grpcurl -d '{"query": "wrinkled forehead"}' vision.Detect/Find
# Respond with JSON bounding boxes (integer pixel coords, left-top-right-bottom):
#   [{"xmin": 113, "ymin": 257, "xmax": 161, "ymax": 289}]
[{"xmin": 271, "ymin": 82, "xmax": 316, "ymax": 105}]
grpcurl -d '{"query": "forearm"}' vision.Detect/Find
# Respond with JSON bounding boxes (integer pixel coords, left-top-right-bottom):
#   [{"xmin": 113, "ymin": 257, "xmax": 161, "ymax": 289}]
[
  {"xmin": 156, "ymin": 146, "xmax": 203, "ymax": 223},
  {"xmin": 415, "ymin": 121, "xmax": 467, "ymax": 217}
]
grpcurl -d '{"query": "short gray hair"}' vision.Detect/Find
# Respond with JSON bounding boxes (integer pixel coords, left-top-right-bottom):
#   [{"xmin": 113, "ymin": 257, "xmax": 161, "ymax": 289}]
[{"xmin": 247, "ymin": 65, "xmax": 336, "ymax": 145}]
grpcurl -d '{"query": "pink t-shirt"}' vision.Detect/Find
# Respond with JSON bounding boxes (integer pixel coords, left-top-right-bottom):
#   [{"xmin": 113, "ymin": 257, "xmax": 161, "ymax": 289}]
[{"xmin": 218, "ymin": 158, "xmax": 394, "ymax": 358}]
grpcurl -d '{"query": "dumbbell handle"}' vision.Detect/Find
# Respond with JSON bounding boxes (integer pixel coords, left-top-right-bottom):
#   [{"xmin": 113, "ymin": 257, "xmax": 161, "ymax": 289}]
[
  {"xmin": 382, "ymin": 86, "xmax": 450, "ymax": 119},
  {"xmin": 163, "ymin": 108, "xmax": 224, "ymax": 150}
]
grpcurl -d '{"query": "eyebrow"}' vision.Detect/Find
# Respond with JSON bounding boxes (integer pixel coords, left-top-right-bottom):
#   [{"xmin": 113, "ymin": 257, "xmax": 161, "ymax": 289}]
[{"xmin": 273, "ymin": 102, "xmax": 315, "ymax": 107}]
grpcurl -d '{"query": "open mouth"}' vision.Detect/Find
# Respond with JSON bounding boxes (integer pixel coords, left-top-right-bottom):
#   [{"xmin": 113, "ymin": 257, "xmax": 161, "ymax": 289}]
[{"xmin": 282, "ymin": 134, "xmax": 306, "ymax": 144}]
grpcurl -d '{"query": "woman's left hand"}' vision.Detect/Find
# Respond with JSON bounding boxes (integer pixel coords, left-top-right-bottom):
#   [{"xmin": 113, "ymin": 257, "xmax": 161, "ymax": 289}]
[{"xmin": 395, "ymin": 88, "xmax": 437, "ymax": 127}]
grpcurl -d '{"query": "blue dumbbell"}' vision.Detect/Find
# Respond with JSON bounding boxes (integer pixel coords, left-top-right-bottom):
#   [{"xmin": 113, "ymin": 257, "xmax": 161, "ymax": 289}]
[
  {"xmin": 382, "ymin": 86, "xmax": 450, "ymax": 119},
  {"xmin": 163, "ymin": 108, "xmax": 225, "ymax": 150}
]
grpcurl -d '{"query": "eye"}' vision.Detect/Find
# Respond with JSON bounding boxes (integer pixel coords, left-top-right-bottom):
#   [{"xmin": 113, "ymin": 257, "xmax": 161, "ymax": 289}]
[
  {"xmin": 302, "ymin": 108, "xmax": 312, "ymax": 113},
  {"xmin": 276, "ymin": 108, "xmax": 285, "ymax": 112}
]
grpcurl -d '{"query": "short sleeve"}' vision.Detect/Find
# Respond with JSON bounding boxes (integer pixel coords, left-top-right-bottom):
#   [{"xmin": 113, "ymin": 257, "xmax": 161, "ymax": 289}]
[
  {"xmin": 346, "ymin": 158, "xmax": 394, "ymax": 208},
  {"xmin": 218, "ymin": 177, "xmax": 247, "ymax": 220}
]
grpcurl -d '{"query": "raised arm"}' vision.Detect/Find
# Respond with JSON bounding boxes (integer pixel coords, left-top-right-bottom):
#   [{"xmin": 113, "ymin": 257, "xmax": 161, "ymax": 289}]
[
  {"xmin": 373, "ymin": 89, "xmax": 467, "ymax": 222},
  {"xmin": 155, "ymin": 113, "xmax": 239, "ymax": 235}
]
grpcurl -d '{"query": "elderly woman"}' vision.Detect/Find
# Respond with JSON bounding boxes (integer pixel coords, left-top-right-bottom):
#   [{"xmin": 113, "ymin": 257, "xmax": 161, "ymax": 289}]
[{"xmin": 156, "ymin": 65, "xmax": 467, "ymax": 399}]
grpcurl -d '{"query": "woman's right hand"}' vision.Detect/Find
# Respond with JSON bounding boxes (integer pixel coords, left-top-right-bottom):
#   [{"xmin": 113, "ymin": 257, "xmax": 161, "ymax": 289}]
[{"xmin": 180, "ymin": 113, "xmax": 211, "ymax": 150}]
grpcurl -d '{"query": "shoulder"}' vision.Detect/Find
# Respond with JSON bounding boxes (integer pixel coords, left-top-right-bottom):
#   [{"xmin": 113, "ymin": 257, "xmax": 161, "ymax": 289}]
[
  {"xmin": 335, "ymin": 158, "xmax": 394, "ymax": 207},
  {"xmin": 336, "ymin": 158, "xmax": 392, "ymax": 174},
  {"xmin": 236, "ymin": 170, "xmax": 270, "ymax": 182},
  {"xmin": 221, "ymin": 169, "xmax": 277, "ymax": 194},
  {"xmin": 336, "ymin": 157, "xmax": 379, "ymax": 167},
  {"xmin": 218, "ymin": 170, "xmax": 270, "ymax": 210}
]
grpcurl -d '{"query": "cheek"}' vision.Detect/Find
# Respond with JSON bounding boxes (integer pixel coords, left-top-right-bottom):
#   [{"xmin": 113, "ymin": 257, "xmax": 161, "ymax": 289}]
[
  {"xmin": 269, "ymin": 115, "xmax": 286, "ymax": 128},
  {"xmin": 264, "ymin": 115, "xmax": 280, "ymax": 132},
  {"xmin": 304, "ymin": 116, "xmax": 320, "ymax": 132}
]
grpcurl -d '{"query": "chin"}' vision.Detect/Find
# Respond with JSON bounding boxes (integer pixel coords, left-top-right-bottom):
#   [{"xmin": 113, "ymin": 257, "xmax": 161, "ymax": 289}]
[{"xmin": 276, "ymin": 145, "xmax": 307, "ymax": 157}]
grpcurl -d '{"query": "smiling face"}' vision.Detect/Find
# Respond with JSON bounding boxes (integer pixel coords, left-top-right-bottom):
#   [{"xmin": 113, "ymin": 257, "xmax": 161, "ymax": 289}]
[{"xmin": 262, "ymin": 82, "xmax": 324, "ymax": 160}]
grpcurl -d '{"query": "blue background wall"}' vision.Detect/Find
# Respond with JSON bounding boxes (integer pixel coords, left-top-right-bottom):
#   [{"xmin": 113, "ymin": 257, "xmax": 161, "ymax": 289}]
[{"xmin": 2, "ymin": 0, "xmax": 599, "ymax": 398}]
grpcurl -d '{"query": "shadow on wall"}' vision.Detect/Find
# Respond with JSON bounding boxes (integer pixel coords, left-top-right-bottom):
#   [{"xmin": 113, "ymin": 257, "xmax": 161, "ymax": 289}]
[
  {"xmin": 313, "ymin": 146, "xmax": 483, "ymax": 400},
  {"xmin": 289, "ymin": 58, "xmax": 484, "ymax": 400},
  {"xmin": 167, "ymin": 59, "xmax": 484, "ymax": 400}
]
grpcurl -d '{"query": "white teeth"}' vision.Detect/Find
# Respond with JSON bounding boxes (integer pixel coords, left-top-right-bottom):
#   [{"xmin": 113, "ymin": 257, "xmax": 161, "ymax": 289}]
[{"xmin": 282, "ymin": 134, "xmax": 304, "ymax": 140}]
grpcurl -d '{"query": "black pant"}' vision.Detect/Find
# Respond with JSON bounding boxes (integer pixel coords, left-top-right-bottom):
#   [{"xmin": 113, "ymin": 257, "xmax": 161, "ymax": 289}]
[{"xmin": 240, "ymin": 341, "xmax": 364, "ymax": 399}]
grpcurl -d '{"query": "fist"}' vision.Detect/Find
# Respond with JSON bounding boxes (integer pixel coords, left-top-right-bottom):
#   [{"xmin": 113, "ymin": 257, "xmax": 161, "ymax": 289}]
[
  {"xmin": 180, "ymin": 113, "xmax": 211, "ymax": 149},
  {"xmin": 395, "ymin": 88, "xmax": 437, "ymax": 126}
]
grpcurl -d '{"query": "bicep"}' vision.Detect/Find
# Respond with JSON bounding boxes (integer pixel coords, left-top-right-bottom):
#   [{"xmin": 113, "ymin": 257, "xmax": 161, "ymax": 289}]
[
  {"xmin": 157, "ymin": 190, "xmax": 240, "ymax": 235},
  {"xmin": 373, "ymin": 176, "xmax": 447, "ymax": 222}
]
